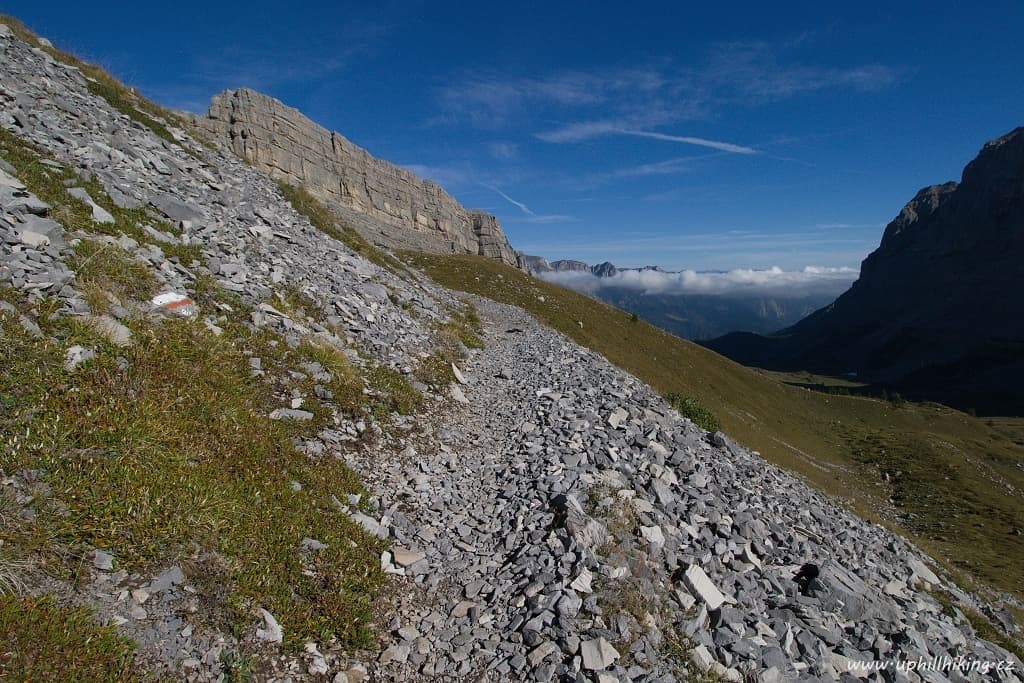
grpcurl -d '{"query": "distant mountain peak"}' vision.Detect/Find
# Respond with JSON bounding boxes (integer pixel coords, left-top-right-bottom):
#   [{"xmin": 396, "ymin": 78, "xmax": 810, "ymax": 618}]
[{"xmin": 705, "ymin": 124, "xmax": 1024, "ymax": 414}]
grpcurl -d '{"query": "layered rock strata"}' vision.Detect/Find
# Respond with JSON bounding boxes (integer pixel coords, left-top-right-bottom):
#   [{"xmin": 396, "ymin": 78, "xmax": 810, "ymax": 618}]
[{"xmin": 198, "ymin": 88, "xmax": 519, "ymax": 266}]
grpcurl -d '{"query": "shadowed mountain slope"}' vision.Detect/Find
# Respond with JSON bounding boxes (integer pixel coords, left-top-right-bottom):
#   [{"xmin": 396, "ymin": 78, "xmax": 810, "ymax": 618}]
[{"xmin": 706, "ymin": 127, "xmax": 1024, "ymax": 415}]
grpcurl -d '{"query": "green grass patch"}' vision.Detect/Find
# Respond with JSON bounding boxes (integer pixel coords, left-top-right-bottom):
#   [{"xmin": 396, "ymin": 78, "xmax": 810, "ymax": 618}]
[
  {"xmin": 0, "ymin": 594, "xmax": 139, "ymax": 682},
  {"xmin": 69, "ymin": 240, "xmax": 158, "ymax": 313},
  {"xmin": 405, "ymin": 252, "xmax": 1024, "ymax": 601},
  {"xmin": 273, "ymin": 285, "xmax": 324, "ymax": 324},
  {"xmin": 414, "ymin": 302, "xmax": 484, "ymax": 388},
  {"xmin": 665, "ymin": 393, "xmax": 721, "ymax": 433},
  {"xmin": 446, "ymin": 302, "xmax": 484, "ymax": 350},
  {"xmin": 0, "ymin": 307, "xmax": 385, "ymax": 648},
  {"xmin": 367, "ymin": 364, "xmax": 423, "ymax": 420},
  {"xmin": 275, "ymin": 181, "xmax": 407, "ymax": 273}
]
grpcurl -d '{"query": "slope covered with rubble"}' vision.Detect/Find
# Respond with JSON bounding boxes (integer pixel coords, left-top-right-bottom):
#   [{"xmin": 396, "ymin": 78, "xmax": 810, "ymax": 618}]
[{"xmin": 0, "ymin": 18, "xmax": 1021, "ymax": 683}]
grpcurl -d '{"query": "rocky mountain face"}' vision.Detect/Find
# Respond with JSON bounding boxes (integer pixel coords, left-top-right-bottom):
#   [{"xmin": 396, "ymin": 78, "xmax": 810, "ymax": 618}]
[
  {"xmin": 198, "ymin": 88, "xmax": 520, "ymax": 267},
  {"xmin": 706, "ymin": 127, "xmax": 1024, "ymax": 414},
  {"xmin": 1, "ymin": 21, "xmax": 1022, "ymax": 682},
  {"xmin": 522, "ymin": 256, "xmax": 836, "ymax": 340}
]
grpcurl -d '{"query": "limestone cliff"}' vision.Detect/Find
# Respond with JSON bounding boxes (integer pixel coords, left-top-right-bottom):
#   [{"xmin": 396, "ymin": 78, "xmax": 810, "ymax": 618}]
[{"xmin": 198, "ymin": 88, "xmax": 520, "ymax": 266}]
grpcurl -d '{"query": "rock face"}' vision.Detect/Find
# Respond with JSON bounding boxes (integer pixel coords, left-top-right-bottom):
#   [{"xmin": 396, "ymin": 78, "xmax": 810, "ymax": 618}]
[
  {"xmin": 199, "ymin": 88, "xmax": 519, "ymax": 266},
  {"xmin": 706, "ymin": 127, "xmax": 1024, "ymax": 414}
]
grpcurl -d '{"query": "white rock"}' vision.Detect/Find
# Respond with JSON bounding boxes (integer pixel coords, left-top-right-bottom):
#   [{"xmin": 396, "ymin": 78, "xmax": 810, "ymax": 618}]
[
  {"xmin": 304, "ymin": 642, "xmax": 329, "ymax": 675},
  {"xmin": 570, "ymin": 567, "xmax": 593, "ymax": 594},
  {"xmin": 579, "ymin": 637, "xmax": 619, "ymax": 670},
  {"xmin": 350, "ymin": 511, "xmax": 384, "ymax": 538},
  {"xmin": 450, "ymin": 600, "xmax": 476, "ymax": 618},
  {"xmin": 18, "ymin": 230, "xmax": 50, "ymax": 247},
  {"xmin": 607, "ymin": 407, "xmax": 628, "ymax": 429},
  {"xmin": 380, "ymin": 551, "xmax": 404, "ymax": 575},
  {"xmin": 528, "ymin": 641, "xmax": 557, "ymax": 666},
  {"xmin": 93, "ymin": 549, "xmax": 114, "ymax": 571},
  {"xmin": 684, "ymin": 564, "xmax": 727, "ymax": 610},
  {"xmin": 391, "ymin": 546, "xmax": 425, "ymax": 567},
  {"xmin": 86, "ymin": 315, "xmax": 132, "ymax": 347},
  {"xmin": 908, "ymin": 557, "xmax": 940, "ymax": 586},
  {"xmin": 674, "ymin": 587, "xmax": 696, "ymax": 610},
  {"xmin": 63, "ymin": 345, "xmax": 95, "ymax": 371},
  {"xmin": 742, "ymin": 544, "xmax": 762, "ymax": 569},
  {"xmin": 451, "ymin": 363, "xmax": 467, "ymax": 384},
  {"xmin": 449, "ymin": 384, "xmax": 470, "ymax": 404},
  {"xmin": 256, "ymin": 608, "xmax": 283, "ymax": 643},
  {"xmin": 691, "ymin": 644, "xmax": 715, "ymax": 671},
  {"xmin": 640, "ymin": 524, "xmax": 665, "ymax": 550},
  {"xmin": 379, "ymin": 643, "xmax": 410, "ymax": 664}
]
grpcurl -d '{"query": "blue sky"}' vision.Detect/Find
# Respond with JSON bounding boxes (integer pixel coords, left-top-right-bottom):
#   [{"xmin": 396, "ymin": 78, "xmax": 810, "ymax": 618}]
[{"xmin": 7, "ymin": 1, "xmax": 1023, "ymax": 273}]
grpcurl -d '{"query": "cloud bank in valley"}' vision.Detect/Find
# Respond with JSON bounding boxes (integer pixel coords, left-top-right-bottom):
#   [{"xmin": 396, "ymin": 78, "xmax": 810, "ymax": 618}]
[{"xmin": 537, "ymin": 266, "xmax": 858, "ymax": 299}]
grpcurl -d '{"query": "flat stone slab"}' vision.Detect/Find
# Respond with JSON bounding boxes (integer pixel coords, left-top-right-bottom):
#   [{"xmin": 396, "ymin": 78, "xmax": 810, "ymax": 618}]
[
  {"xmin": 684, "ymin": 564, "xmax": 727, "ymax": 610},
  {"xmin": 451, "ymin": 363, "xmax": 467, "ymax": 384},
  {"xmin": 580, "ymin": 637, "xmax": 619, "ymax": 670},
  {"xmin": 269, "ymin": 408, "xmax": 314, "ymax": 421},
  {"xmin": 449, "ymin": 384, "xmax": 469, "ymax": 404},
  {"xmin": 391, "ymin": 547, "xmax": 425, "ymax": 567},
  {"xmin": 86, "ymin": 315, "xmax": 132, "ymax": 347}
]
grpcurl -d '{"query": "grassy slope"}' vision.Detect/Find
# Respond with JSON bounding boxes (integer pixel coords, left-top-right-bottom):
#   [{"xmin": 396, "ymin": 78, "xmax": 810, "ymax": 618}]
[
  {"xmin": 0, "ymin": 74, "xmax": 489, "ymax": 674},
  {"xmin": 405, "ymin": 253, "xmax": 1024, "ymax": 601}
]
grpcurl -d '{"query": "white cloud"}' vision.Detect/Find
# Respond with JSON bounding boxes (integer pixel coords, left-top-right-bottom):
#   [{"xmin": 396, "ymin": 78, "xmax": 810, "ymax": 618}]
[
  {"xmin": 489, "ymin": 142, "xmax": 519, "ymax": 160},
  {"xmin": 518, "ymin": 214, "xmax": 577, "ymax": 224},
  {"xmin": 436, "ymin": 42, "xmax": 902, "ymax": 136},
  {"xmin": 481, "ymin": 183, "xmax": 533, "ymax": 215},
  {"xmin": 618, "ymin": 130, "xmax": 757, "ymax": 154},
  {"xmin": 534, "ymin": 120, "xmax": 620, "ymax": 142},
  {"xmin": 536, "ymin": 123, "xmax": 757, "ymax": 154},
  {"xmin": 537, "ymin": 265, "xmax": 858, "ymax": 298}
]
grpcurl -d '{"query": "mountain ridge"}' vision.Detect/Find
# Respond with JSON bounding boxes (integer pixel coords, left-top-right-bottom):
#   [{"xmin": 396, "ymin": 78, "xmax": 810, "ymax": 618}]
[
  {"xmin": 196, "ymin": 87, "xmax": 521, "ymax": 267},
  {"xmin": 704, "ymin": 126, "xmax": 1024, "ymax": 414}
]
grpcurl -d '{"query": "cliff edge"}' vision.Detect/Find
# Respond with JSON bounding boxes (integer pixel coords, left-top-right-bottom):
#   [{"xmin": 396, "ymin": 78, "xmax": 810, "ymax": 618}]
[{"xmin": 198, "ymin": 88, "xmax": 520, "ymax": 266}]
